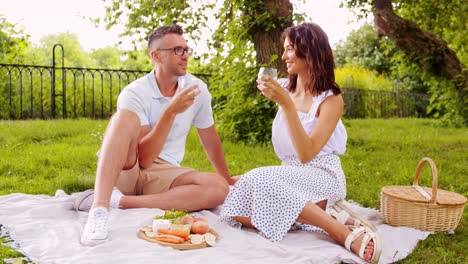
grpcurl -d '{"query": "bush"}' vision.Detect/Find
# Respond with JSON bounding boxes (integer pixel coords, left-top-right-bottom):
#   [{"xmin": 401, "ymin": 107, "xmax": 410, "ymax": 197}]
[
  {"xmin": 335, "ymin": 65, "xmax": 394, "ymax": 90},
  {"xmin": 210, "ymin": 65, "xmax": 276, "ymax": 143}
]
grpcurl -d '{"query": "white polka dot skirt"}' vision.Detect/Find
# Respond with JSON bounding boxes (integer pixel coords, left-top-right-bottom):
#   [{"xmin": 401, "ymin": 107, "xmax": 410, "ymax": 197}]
[{"xmin": 220, "ymin": 154, "xmax": 346, "ymax": 242}]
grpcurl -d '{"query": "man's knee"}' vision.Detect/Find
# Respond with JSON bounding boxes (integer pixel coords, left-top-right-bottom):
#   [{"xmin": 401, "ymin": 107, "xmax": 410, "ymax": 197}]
[
  {"xmin": 206, "ymin": 176, "xmax": 229, "ymax": 207},
  {"xmin": 110, "ymin": 109, "xmax": 140, "ymax": 127},
  {"xmin": 104, "ymin": 110, "xmax": 140, "ymax": 141}
]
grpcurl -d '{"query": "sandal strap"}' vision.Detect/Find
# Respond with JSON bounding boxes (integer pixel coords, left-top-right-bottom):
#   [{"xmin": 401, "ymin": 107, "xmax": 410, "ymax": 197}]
[
  {"xmin": 331, "ymin": 206, "xmax": 361, "ymax": 227},
  {"xmin": 330, "ymin": 208, "xmax": 350, "ymax": 225},
  {"xmin": 334, "ymin": 200, "xmax": 376, "ymax": 232},
  {"xmin": 344, "ymin": 227, "xmax": 366, "ymax": 251},
  {"xmin": 358, "ymin": 232, "xmax": 374, "ymax": 259}
]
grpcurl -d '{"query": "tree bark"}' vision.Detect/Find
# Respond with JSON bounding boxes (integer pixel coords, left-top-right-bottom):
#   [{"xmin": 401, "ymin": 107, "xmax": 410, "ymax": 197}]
[
  {"xmin": 245, "ymin": 0, "xmax": 293, "ymax": 77},
  {"xmin": 373, "ymin": 0, "xmax": 467, "ymax": 90}
]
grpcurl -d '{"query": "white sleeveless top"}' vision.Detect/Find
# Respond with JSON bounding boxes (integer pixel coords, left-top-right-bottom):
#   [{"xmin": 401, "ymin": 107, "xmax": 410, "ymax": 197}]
[{"xmin": 272, "ymin": 89, "xmax": 347, "ymax": 161}]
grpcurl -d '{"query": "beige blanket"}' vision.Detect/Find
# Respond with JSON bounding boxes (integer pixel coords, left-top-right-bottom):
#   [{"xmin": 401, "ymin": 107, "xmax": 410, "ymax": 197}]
[{"xmin": 0, "ymin": 190, "xmax": 430, "ymax": 264}]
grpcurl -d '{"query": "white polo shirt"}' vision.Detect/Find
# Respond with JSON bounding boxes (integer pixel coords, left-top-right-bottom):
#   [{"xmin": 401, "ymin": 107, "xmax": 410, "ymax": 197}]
[{"xmin": 117, "ymin": 70, "xmax": 214, "ymax": 166}]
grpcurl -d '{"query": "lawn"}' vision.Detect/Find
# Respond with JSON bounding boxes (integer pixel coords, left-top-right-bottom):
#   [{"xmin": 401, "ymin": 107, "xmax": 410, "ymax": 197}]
[{"xmin": 0, "ymin": 118, "xmax": 467, "ymax": 263}]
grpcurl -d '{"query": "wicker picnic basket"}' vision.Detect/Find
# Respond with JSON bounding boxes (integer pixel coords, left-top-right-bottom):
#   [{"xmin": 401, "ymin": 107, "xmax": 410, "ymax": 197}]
[{"xmin": 380, "ymin": 157, "xmax": 467, "ymax": 232}]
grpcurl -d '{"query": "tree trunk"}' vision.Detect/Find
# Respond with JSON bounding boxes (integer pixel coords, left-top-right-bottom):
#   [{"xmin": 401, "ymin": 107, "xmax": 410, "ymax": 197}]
[
  {"xmin": 373, "ymin": 0, "xmax": 467, "ymax": 90},
  {"xmin": 245, "ymin": 0, "xmax": 293, "ymax": 77}
]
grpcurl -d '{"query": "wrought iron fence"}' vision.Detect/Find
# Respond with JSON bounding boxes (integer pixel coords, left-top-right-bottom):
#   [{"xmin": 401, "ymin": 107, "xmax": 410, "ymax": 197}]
[
  {"xmin": 342, "ymin": 88, "xmax": 431, "ymax": 118},
  {"xmin": 0, "ymin": 44, "xmax": 210, "ymax": 119},
  {"xmin": 0, "ymin": 44, "xmax": 430, "ymax": 120}
]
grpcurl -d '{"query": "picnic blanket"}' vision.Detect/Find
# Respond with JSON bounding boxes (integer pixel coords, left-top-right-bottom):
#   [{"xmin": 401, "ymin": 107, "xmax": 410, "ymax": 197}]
[{"xmin": 0, "ymin": 190, "xmax": 431, "ymax": 264}]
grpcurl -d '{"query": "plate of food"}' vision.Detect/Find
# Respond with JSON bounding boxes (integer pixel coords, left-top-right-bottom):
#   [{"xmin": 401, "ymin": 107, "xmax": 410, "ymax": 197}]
[{"xmin": 138, "ymin": 209, "xmax": 218, "ymax": 250}]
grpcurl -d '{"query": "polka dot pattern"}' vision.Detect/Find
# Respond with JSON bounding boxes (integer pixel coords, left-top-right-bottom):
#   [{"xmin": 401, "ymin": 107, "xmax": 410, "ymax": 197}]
[{"xmin": 220, "ymin": 154, "xmax": 346, "ymax": 242}]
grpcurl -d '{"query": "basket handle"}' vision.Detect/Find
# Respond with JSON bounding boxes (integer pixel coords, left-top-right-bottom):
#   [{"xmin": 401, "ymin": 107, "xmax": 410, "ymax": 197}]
[{"xmin": 412, "ymin": 157, "xmax": 438, "ymax": 204}]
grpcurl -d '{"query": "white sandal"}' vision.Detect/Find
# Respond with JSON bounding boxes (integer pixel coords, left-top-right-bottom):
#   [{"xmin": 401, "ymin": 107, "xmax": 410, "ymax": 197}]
[
  {"xmin": 330, "ymin": 200, "xmax": 377, "ymax": 232},
  {"xmin": 344, "ymin": 227, "xmax": 382, "ymax": 264}
]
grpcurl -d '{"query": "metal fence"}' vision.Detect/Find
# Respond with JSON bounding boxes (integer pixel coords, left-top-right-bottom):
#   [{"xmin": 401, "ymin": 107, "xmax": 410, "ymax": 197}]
[
  {"xmin": 0, "ymin": 44, "xmax": 430, "ymax": 120},
  {"xmin": 0, "ymin": 44, "xmax": 210, "ymax": 119},
  {"xmin": 342, "ymin": 88, "xmax": 430, "ymax": 118}
]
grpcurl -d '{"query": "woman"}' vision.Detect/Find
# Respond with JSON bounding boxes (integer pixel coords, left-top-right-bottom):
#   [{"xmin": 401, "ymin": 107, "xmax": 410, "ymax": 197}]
[{"xmin": 220, "ymin": 22, "xmax": 381, "ymax": 263}]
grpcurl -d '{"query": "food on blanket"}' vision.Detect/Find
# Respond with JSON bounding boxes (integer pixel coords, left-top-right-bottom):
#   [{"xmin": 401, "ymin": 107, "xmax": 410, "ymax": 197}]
[
  {"xmin": 155, "ymin": 209, "xmax": 192, "ymax": 222},
  {"xmin": 157, "ymin": 228, "xmax": 190, "ymax": 240},
  {"xmin": 189, "ymin": 234, "xmax": 205, "ymax": 245},
  {"xmin": 139, "ymin": 225, "xmax": 218, "ymax": 248},
  {"xmin": 204, "ymin": 233, "xmax": 216, "ymax": 246},
  {"xmin": 152, "ymin": 219, "xmax": 172, "ymax": 232},
  {"xmin": 170, "ymin": 223, "xmax": 192, "ymax": 234},
  {"xmin": 140, "ymin": 226, "xmax": 153, "ymax": 232},
  {"xmin": 191, "ymin": 220, "xmax": 210, "ymax": 235},
  {"xmin": 141, "ymin": 209, "xmax": 216, "ymax": 248},
  {"xmin": 179, "ymin": 214, "xmax": 194, "ymax": 225},
  {"xmin": 153, "ymin": 234, "xmax": 185, "ymax": 244},
  {"xmin": 145, "ymin": 231, "xmax": 159, "ymax": 238}
]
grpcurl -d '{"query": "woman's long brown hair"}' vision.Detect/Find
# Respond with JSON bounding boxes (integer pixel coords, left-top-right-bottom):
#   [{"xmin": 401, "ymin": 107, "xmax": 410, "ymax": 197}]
[{"xmin": 282, "ymin": 23, "xmax": 341, "ymax": 96}]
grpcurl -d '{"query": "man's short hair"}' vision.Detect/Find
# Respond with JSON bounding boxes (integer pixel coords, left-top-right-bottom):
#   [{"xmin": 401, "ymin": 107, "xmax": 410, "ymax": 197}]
[{"xmin": 148, "ymin": 24, "xmax": 184, "ymax": 52}]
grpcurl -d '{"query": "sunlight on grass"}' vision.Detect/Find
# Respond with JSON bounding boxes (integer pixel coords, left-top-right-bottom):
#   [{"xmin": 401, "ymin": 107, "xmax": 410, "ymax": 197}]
[{"xmin": 0, "ymin": 118, "xmax": 467, "ymax": 263}]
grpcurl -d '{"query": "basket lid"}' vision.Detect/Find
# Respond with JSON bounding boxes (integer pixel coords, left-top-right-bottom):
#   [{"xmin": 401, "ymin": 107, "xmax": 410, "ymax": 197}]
[{"xmin": 382, "ymin": 185, "xmax": 467, "ymax": 205}]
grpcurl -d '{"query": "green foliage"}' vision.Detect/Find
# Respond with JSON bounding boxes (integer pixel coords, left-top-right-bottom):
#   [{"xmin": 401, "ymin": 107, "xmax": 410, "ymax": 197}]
[
  {"xmin": 334, "ymin": 23, "xmax": 430, "ymax": 93},
  {"xmin": 24, "ymin": 33, "xmax": 92, "ymax": 67},
  {"xmin": 90, "ymin": 47, "xmax": 123, "ymax": 69},
  {"xmin": 335, "ymin": 1, "xmax": 467, "ymax": 126},
  {"xmin": 395, "ymin": 0, "xmax": 467, "ymax": 66},
  {"xmin": 334, "ymin": 23, "xmax": 396, "ymax": 75},
  {"xmin": 0, "ymin": 14, "xmax": 28, "ymax": 64},
  {"xmin": 335, "ymin": 65, "xmax": 394, "ymax": 90},
  {"xmin": 98, "ymin": 0, "xmax": 308, "ymax": 143},
  {"xmin": 0, "ymin": 119, "xmax": 467, "ymax": 263},
  {"xmin": 334, "ymin": 66, "xmax": 430, "ymax": 118},
  {"xmin": 0, "ymin": 31, "xmax": 155, "ymax": 119},
  {"xmin": 209, "ymin": 52, "xmax": 277, "ymax": 143},
  {"xmin": 100, "ymin": 0, "xmax": 213, "ymax": 47},
  {"xmin": 120, "ymin": 45, "xmax": 152, "ymax": 71}
]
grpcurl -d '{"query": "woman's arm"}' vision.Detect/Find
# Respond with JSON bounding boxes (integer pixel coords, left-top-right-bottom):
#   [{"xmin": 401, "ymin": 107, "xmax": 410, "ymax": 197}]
[
  {"xmin": 281, "ymin": 94, "xmax": 343, "ymax": 163},
  {"xmin": 258, "ymin": 76, "xmax": 343, "ymax": 164}
]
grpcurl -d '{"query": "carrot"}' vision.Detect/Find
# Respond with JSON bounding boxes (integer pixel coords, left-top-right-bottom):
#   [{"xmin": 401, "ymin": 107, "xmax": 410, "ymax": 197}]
[
  {"xmin": 157, "ymin": 228, "xmax": 189, "ymax": 240},
  {"xmin": 154, "ymin": 234, "xmax": 184, "ymax": 244},
  {"xmin": 154, "ymin": 237, "xmax": 183, "ymax": 244}
]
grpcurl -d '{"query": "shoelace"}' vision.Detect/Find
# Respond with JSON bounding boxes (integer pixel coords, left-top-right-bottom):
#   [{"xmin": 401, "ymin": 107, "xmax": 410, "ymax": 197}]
[{"xmin": 88, "ymin": 209, "xmax": 108, "ymax": 233}]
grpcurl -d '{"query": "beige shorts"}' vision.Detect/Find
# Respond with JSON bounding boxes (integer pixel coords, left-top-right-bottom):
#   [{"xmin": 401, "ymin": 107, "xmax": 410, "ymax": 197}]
[{"xmin": 115, "ymin": 158, "xmax": 195, "ymax": 195}]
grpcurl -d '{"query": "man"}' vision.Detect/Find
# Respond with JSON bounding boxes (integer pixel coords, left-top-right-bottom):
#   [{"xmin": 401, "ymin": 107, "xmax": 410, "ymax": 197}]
[{"xmin": 74, "ymin": 24, "xmax": 235, "ymax": 246}]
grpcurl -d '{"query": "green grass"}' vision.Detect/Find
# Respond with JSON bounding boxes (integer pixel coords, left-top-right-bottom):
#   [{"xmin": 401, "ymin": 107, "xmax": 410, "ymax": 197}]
[{"xmin": 0, "ymin": 118, "xmax": 467, "ymax": 263}]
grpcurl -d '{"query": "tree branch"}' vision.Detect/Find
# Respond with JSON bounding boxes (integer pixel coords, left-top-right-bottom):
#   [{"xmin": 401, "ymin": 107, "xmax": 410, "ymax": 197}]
[{"xmin": 373, "ymin": 0, "xmax": 467, "ymax": 89}]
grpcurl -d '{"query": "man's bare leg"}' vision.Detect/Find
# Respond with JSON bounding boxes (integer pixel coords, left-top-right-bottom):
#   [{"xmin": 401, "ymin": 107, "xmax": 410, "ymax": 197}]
[
  {"xmin": 80, "ymin": 109, "xmax": 141, "ymax": 246},
  {"xmin": 92, "ymin": 109, "xmax": 141, "ymax": 209},
  {"xmin": 119, "ymin": 171, "xmax": 229, "ymax": 211}
]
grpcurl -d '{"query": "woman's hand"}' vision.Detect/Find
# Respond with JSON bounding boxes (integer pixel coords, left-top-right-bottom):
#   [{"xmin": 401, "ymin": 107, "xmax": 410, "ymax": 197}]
[
  {"xmin": 256, "ymin": 75, "xmax": 293, "ymax": 108},
  {"xmin": 229, "ymin": 175, "xmax": 241, "ymax": 184}
]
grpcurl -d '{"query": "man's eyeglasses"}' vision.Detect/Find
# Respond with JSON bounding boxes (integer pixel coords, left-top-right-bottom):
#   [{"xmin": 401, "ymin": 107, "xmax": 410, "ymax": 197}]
[{"xmin": 157, "ymin": 47, "xmax": 193, "ymax": 56}]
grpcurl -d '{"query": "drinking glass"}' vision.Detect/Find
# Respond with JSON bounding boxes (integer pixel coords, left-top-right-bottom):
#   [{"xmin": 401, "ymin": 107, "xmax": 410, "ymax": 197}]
[
  {"xmin": 257, "ymin": 67, "xmax": 278, "ymax": 81},
  {"xmin": 178, "ymin": 76, "xmax": 187, "ymax": 89}
]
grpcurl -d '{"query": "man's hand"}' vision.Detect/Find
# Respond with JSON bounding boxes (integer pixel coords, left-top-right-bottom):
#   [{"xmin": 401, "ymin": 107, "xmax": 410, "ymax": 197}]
[{"xmin": 167, "ymin": 84, "xmax": 201, "ymax": 115}]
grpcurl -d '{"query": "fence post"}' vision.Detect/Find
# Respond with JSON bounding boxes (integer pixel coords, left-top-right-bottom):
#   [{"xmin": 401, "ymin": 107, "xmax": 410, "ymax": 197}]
[{"xmin": 51, "ymin": 44, "xmax": 65, "ymax": 118}]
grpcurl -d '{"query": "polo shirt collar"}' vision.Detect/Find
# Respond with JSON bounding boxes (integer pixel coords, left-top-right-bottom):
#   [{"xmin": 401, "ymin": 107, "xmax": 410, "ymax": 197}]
[{"xmin": 147, "ymin": 70, "xmax": 164, "ymax": 99}]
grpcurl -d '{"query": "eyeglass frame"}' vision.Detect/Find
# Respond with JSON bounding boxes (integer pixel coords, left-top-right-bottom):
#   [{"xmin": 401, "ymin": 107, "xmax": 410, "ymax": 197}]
[{"xmin": 156, "ymin": 46, "xmax": 193, "ymax": 56}]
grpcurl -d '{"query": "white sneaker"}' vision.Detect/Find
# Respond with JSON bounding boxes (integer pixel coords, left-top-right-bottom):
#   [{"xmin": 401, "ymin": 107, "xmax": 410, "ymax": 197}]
[
  {"xmin": 73, "ymin": 188, "xmax": 123, "ymax": 211},
  {"xmin": 80, "ymin": 207, "xmax": 109, "ymax": 246}
]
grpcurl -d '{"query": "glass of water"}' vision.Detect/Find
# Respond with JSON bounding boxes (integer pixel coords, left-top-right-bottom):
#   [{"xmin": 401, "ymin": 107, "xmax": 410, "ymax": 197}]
[
  {"xmin": 257, "ymin": 67, "xmax": 277, "ymax": 81},
  {"xmin": 178, "ymin": 76, "xmax": 187, "ymax": 89}
]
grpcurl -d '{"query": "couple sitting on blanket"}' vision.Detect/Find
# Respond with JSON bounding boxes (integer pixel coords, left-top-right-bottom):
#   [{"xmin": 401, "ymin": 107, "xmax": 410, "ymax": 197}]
[{"xmin": 73, "ymin": 23, "xmax": 381, "ymax": 263}]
